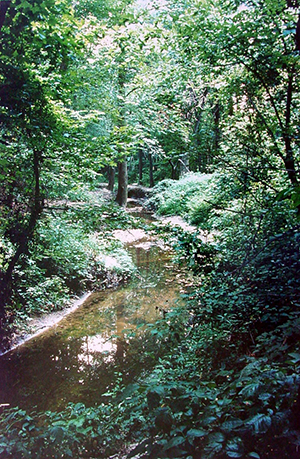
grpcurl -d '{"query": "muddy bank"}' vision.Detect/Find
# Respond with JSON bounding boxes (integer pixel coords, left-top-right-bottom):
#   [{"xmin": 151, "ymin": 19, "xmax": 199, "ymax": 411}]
[{"xmin": 0, "ymin": 293, "xmax": 92, "ymax": 356}]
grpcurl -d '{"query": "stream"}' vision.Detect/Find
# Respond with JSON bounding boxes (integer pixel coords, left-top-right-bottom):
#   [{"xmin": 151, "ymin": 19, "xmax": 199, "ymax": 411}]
[{"xmin": 0, "ymin": 226, "xmax": 186, "ymax": 413}]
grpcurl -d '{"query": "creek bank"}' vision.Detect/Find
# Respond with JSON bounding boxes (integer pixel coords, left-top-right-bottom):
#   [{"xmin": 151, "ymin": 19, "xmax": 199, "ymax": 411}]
[
  {"xmin": 0, "ymin": 293, "xmax": 91, "ymax": 356},
  {"xmin": 2, "ymin": 191, "xmax": 198, "ymax": 356},
  {"xmin": 0, "ymin": 221, "xmax": 189, "ymax": 414},
  {"xmin": 2, "ymin": 223, "xmax": 151, "ymax": 355}
]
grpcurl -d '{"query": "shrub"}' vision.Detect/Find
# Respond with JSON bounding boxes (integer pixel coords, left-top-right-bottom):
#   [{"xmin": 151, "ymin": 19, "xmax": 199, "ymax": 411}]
[{"xmin": 147, "ymin": 173, "xmax": 212, "ymax": 218}]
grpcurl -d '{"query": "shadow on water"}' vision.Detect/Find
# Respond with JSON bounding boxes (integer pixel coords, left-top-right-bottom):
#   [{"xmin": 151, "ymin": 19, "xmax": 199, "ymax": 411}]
[{"xmin": 0, "ymin": 235, "xmax": 184, "ymax": 413}]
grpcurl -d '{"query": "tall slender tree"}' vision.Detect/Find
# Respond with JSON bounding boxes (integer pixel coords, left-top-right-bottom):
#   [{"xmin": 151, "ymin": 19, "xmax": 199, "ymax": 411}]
[{"xmin": 0, "ymin": 0, "xmax": 81, "ymax": 317}]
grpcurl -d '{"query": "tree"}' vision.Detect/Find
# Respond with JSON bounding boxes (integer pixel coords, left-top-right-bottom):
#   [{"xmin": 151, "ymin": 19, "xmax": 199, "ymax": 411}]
[
  {"xmin": 165, "ymin": 0, "xmax": 300, "ymax": 209},
  {"xmin": 0, "ymin": 0, "xmax": 81, "ymax": 318}
]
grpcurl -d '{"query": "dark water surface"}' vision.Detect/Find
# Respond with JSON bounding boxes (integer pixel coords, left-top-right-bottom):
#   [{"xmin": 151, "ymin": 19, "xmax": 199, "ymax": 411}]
[{"xmin": 0, "ymin": 236, "xmax": 184, "ymax": 413}]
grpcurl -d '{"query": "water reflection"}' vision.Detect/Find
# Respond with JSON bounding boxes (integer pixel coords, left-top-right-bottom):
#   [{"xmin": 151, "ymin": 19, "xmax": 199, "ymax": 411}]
[
  {"xmin": 78, "ymin": 335, "xmax": 117, "ymax": 365},
  {"xmin": 0, "ymin": 240, "xmax": 183, "ymax": 412}
]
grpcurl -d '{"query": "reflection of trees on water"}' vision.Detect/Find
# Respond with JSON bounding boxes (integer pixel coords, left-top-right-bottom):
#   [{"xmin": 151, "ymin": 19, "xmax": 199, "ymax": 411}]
[
  {"xmin": 0, "ymin": 334, "xmax": 84, "ymax": 410},
  {"xmin": 136, "ymin": 246, "xmax": 150, "ymax": 271},
  {"xmin": 0, "ymin": 332, "xmax": 120, "ymax": 410},
  {"xmin": 132, "ymin": 245, "xmax": 170, "ymax": 281},
  {"xmin": 116, "ymin": 301, "xmax": 125, "ymax": 361}
]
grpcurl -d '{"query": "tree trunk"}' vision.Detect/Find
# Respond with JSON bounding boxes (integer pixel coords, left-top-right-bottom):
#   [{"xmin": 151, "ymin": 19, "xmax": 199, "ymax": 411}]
[
  {"xmin": 138, "ymin": 148, "xmax": 143, "ymax": 185},
  {"xmin": 281, "ymin": 10, "xmax": 300, "ymax": 214},
  {"xmin": 107, "ymin": 166, "xmax": 115, "ymax": 191},
  {"xmin": 0, "ymin": 1, "xmax": 10, "ymax": 31},
  {"xmin": 169, "ymin": 160, "xmax": 177, "ymax": 179},
  {"xmin": 213, "ymin": 102, "xmax": 221, "ymax": 152},
  {"xmin": 115, "ymin": 161, "xmax": 128, "ymax": 207},
  {"xmin": 114, "ymin": 49, "xmax": 128, "ymax": 207},
  {"xmin": 0, "ymin": 280, "xmax": 8, "ymax": 318},
  {"xmin": 295, "ymin": 11, "xmax": 300, "ymax": 51},
  {"xmin": 0, "ymin": 148, "xmax": 43, "ymax": 318},
  {"xmin": 149, "ymin": 153, "xmax": 154, "ymax": 187}
]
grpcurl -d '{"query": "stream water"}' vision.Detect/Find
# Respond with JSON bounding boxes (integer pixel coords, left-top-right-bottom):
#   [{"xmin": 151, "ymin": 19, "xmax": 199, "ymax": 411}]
[{"xmin": 0, "ymin": 230, "xmax": 185, "ymax": 413}]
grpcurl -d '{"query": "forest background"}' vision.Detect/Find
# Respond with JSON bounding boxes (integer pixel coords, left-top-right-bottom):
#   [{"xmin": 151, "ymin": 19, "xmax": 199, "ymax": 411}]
[{"xmin": 0, "ymin": 0, "xmax": 300, "ymax": 458}]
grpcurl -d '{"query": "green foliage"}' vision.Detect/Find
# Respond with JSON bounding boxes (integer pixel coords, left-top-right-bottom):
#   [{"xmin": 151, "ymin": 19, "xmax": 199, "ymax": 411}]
[
  {"xmin": 0, "ymin": 0, "xmax": 86, "ymax": 316},
  {"xmin": 3, "ymin": 193, "xmax": 136, "ymax": 325},
  {"xmin": 147, "ymin": 171, "xmax": 252, "ymax": 230},
  {"xmin": 1, "ymin": 0, "xmax": 300, "ymax": 458},
  {"xmin": 14, "ymin": 271, "xmax": 70, "ymax": 318},
  {"xmin": 74, "ymin": 0, "xmax": 134, "ymax": 24},
  {"xmin": 147, "ymin": 173, "xmax": 213, "ymax": 219},
  {"xmin": 142, "ymin": 166, "xmax": 300, "ymax": 457},
  {"xmin": 2, "ymin": 303, "xmax": 300, "ymax": 458}
]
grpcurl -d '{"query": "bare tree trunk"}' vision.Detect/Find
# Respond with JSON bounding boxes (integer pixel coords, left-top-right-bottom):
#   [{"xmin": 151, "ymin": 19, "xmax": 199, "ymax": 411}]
[
  {"xmin": 149, "ymin": 153, "xmax": 154, "ymax": 187},
  {"xmin": 138, "ymin": 148, "xmax": 143, "ymax": 185},
  {"xmin": 0, "ymin": 148, "xmax": 43, "ymax": 318},
  {"xmin": 107, "ymin": 166, "xmax": 115, "ymax": 191},
  {"xmin": 115, "ymin": 161, "xmax": 128, "ymax": 207}
]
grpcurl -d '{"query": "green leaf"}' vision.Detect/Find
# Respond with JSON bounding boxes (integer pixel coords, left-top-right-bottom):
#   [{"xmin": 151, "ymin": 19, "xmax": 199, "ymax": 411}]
[
  {"xmin": 69, "ymin": 415, "xmax": 85, "ymax": 429},
  {"xmin": 247, "ymin": 413, "xmax": 272, "ymax": 433},
  {"xmin": 225, "ymin": 437, "xmax": 244, "ymax": 458},
  {"xmin": 201, "ymin": 415, "xmax": 217, "ymax": 426},
  {"xmin": 73, "ymin": 402, "xmax": 85, "ymax": 413},
  {"xmin": 221, "ymin": 419, "xmax": 244, "ymax": 432},
  {"xmin": 164, "ymin": 436, "xmax": 185, "ymax": 450},
  {"xmin": 227, "ymin": 452, "xmax": 243, "ymax": 458},
  {"xmin": 206, "ymin": 431, "xmax": 225, "ymax": 453},
  {"xmin": 239, "ymin": 382, "xmax": 262, "ymax": 398},
  {"xmin": 187, "ymin": 428, "xmax": 207, "ymax": 438},
  {"xmin": 283, "ymin": 28, "xmax": 296, "ymax": 36},
  {"xmin": 288, "ymin": 353, "xmax": 300, "ymax": 364},
  {"xmin": 127, "ymin": 439, "xmax": 149, "ymax": 458},
  {"xmin": 49, "ymin": 426, "xmax": 65, "ymax": 442},
  {"xmin": 248, "ymin": 453, "xmax": 260, "ymax": 459},
  {"xmin": 258, "ymin": 393, "xmax": 272, "ymax": 402}
]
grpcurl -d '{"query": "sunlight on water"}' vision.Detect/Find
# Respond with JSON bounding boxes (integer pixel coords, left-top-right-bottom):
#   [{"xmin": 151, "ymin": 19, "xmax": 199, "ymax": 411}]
[{"xmin": 78, "ymin": 335, "xmax": 117, "ymax": 365}]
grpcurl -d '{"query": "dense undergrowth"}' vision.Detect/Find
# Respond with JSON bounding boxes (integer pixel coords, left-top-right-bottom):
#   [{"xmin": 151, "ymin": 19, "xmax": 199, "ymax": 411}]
[{"xmin": 1, "ymin": 173, "xmax": 300, "ymax": 458}]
